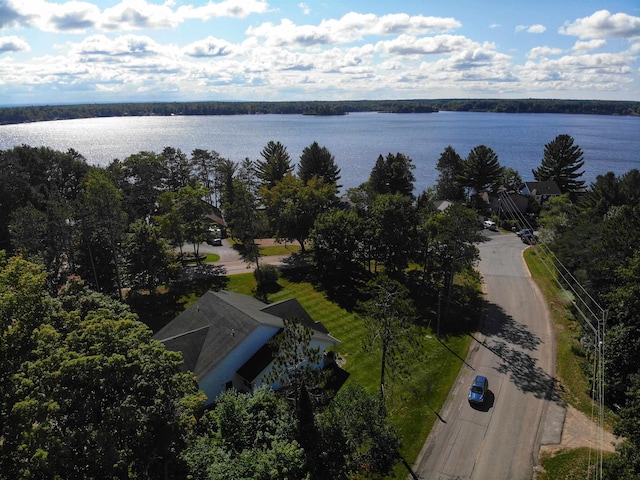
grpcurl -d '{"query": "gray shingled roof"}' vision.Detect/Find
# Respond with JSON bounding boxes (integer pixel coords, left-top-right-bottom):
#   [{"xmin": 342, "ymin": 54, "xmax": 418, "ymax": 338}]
[
  {"xmin": 523, "ymin": 181, "xmax": 562, "ymax": 196},
  {"xmin": 153, "ymin": 290, "xmax": 337, "ymax": 381}
]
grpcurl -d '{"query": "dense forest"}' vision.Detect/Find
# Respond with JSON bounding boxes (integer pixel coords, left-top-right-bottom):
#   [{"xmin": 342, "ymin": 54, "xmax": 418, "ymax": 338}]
[{"xmin": 1, "ymin": 98, "xmax": 639, "ymax": 125}]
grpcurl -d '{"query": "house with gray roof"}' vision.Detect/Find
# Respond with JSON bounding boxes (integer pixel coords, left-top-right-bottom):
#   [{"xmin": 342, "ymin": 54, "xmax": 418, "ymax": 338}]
[
  {"xmin": 520, "ymin": 181, "xmax": 562, "ymax": 204},
  {"xmin": 153, "ymin": 290, "xmax": 340, "ymax": 405}
]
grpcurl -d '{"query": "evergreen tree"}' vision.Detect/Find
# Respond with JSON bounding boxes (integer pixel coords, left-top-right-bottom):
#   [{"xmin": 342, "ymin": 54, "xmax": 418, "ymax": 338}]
[
  {"xmin": 298, "ymin": 141, "xmax": 341, "ymax": 191},
  {"xmin": 462, "ymin": 145, "xmax": 504, "ymax": 210},
  {"xmin": 532, "ymin": 134, "xmax": 585, "ymax": 194},
  {"xmin": 435, "ymin": 146, "xmax": 465, "ymax": 201},
  {"xmin": 256, "ymin": 140, "xmax": 293, "ymax": 189},
  {"xmin": 368, "ymin": 152, "xmax": 416, "ymax": 197},
  {"xmin": 359, "ymin": 275, "xmax": 418, "ymax": 411}
]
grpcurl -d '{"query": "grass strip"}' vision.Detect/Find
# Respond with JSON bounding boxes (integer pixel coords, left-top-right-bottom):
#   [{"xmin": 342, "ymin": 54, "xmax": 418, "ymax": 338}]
[{"xmin": 524, "ymin": 248, "xmax": 615, "ymax": 426}]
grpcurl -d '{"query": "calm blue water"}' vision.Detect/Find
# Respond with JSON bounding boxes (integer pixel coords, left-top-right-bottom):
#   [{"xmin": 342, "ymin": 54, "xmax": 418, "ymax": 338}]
[{"xmin": 1, "ymin": 111, "xmax": 638, "ymax": 194}]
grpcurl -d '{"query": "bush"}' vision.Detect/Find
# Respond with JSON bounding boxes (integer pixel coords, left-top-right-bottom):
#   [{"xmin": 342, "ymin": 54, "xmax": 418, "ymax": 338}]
[{"xmin": 254, "ymin": 264, "xmax": 280, "ymax": 297}]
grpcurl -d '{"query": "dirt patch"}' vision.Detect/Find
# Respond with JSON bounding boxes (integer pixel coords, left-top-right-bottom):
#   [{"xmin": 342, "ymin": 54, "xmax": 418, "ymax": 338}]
[{"xmin": 540, "ymin": 405, "xmax": 617, "ymax": 457}]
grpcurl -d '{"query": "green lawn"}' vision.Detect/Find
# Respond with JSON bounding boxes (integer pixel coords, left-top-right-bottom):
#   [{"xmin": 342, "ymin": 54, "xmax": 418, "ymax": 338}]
[
  {"xmin": 524, "ymin": 248, "xmax": 615, "ymax": 426},
  {"xmin": 226, "ymin": 271, "xmax": 478, "ymax": 478}
]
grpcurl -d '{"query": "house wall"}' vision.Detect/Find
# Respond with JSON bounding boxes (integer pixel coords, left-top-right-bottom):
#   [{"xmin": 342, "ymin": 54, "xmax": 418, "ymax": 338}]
[{"xmin": 198, "ymin": 325, "xmax": 280, "ymax": 405}]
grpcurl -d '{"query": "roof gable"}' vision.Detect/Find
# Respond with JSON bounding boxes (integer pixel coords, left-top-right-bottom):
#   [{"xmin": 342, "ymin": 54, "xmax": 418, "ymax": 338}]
[
  {"xmin": 153, "ymin": 290, "xmax": 280, "ymax": 378},
  {"xmin": 261, "ymin": 298, "xmax": 329, "ymax": 334},
  {"xmin": 522, "ymin": 181, "xmax": 562, "ymax": 196}
]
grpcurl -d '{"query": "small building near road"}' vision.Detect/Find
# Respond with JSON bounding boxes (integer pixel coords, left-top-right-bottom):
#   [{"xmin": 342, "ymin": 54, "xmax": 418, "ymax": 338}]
[{"xmin": 153, "ymin": 290, "xmax": 340, "ymax": 405}]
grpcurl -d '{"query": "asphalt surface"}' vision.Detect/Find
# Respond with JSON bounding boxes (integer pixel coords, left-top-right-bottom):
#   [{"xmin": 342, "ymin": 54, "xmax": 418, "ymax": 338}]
[
  {"xmin": 412, "ymin": 229, "xmax": 565, "ymax": 480},
  {"xmin": 197, "ymin": 238, "xmax": 292, "ymax": 275}
]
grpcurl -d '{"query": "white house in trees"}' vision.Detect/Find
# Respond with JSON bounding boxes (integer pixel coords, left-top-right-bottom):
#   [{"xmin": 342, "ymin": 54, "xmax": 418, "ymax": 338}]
[{"xmin": 153, "ymin": 290, "xmax": 339, "ymax": 405}]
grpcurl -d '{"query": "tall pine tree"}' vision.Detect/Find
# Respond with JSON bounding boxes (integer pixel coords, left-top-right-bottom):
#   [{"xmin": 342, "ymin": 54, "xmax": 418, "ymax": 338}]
[{"xmin": 532, "ymin": 134, "xmax": 585, "ymax": 194}]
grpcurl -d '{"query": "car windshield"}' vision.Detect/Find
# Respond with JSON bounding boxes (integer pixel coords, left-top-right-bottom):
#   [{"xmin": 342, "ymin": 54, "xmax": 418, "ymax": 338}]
[{"xmin": 471, "ymin": 385, "xmax": 484, "ymax": 394}]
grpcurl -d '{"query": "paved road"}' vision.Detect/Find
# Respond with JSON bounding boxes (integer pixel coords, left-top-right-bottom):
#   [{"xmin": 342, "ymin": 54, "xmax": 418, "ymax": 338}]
[{"xmin": 413, "ymin": 230, "xmax": 565, "ymax": 480}]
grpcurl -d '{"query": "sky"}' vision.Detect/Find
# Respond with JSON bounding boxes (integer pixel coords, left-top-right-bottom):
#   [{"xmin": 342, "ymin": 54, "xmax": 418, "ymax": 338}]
[{"xmin": 1, "ymin": 0, "xmax": 639, "ymax": 106}]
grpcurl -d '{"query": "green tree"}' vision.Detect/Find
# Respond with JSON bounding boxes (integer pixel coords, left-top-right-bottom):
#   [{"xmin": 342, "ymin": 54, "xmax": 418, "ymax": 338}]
[
  {"xmin": 462, "ymin": 145, "xmax": 504, "ymax": 210},
  {"xmin": 537, "ymin": 193, "xmax": 579, "ymax": 244},
  {"xmin": 183, "ymin": 387, "xmax": 307, "ymax": 480},
  {"xmin": 584, "ymin": 169, "xmax": 640, "ymax": 217},
  {"xmin": 117, "ymin": 151, "xmax": 167, "ymax": 221},
  {"xmin": 10, "ymin": 197, "xmax": 77, "ymax": 289},
  {"xmin": 176, "ymin": 183, "xmax": 213, "ymax": 260},
  {"xmin": 415, "ymin": 203, "xmax": 480, "ymax": 310},
  {"xmin": 266, "ymin": 317, "xmax": 326, "ymax": 404},
  {"xmin": 76, "ymin": 168, "xmax": 127, "ymax": 298},
  {"xmin": 310, "ymin": 208, "xmax": 365, "ymax": 282},
  {"xmin": 0, "ymin": 255, "xmax": 205, "ymax": 480},
  {"xmin": 262, "ymin": 174, "xmax": 335, "ymax": 251},
  {"xmin": 0, "ymin": 146, "xmax": 88, "ymax": 255},
  {"xmin": 122, "ymin": 219, "xmax": 180, "ymax": 292},
  {"xmin": 298, "ymin": 141, "xmax": 341, "ymax": 191},
  {"xmin": 256, "ymin": 140, "xmax": 293, "ymax": 189},
  {"xmin": 435, "ymin": 146, "xmax": 465, "ymax": 201},
  {"xmin": 368, "ymin": 152, "xmax": 416, "ymax": 197},
  {"xmin": 156, "ymin": 190, "xmax": 187, "ymax": 256},
  {"xmin": 162, "ymin": 146, "xmax": 194, "ymax": 191},
  {"xmin": 605, "ymin": 379, "xmax": 640, "ymax": 478},
  {"xmin": 191, "ymin": 149, "xmax": 225, "ymax": 207},
  {"xmin": 316, "ymin": 383, "xmax": 402, "ymax": 479},
  {"xmin": 500, "ymin": 166, "xmax": 523, "ymax": 193},
  {"xmin": 532, "ymin": 134, "xmax": 585, "ymax": 194},
  {"xmin": 359, "ymin": 275, "xmax": 417, "ymax": 410},
  {"xmin": 223, "ymin": 177, "xmax": 260, "ymax": 247},
  {"xmin": 369, "ymin": 193, "xmax": 416, "ymax": 275}
]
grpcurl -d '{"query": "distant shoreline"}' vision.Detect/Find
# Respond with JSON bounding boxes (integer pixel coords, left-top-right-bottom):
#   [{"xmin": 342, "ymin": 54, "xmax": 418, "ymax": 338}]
[{"xmin": 1, "ymin": 98, "xmax": 638, "ymax": 125}]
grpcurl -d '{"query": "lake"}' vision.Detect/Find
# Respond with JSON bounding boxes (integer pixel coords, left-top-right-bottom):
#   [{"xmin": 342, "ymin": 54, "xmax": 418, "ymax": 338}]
[{"xmin": 1, "ymin": 111, "xmax": 638, "ymax": 194}]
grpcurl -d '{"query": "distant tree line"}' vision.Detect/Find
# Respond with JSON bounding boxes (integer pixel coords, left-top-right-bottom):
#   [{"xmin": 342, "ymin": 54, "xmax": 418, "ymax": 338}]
[{"xmin": 1, "ymin": 98, "xmax": 639, "ymax": 124}]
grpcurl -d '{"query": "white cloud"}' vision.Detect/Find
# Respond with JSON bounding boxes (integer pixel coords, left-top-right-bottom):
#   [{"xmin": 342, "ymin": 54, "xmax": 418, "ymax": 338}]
[
  {"xmin": 378, "ymin": 34, "xmax": 481, "ymax": 56},
  {"xmin": 298, "ymin": 3, "xmax": 310, "ymax": 15},
  {"xmin": 75, "ymin": 34, "xmax": 169, "ymax": 58},
  {"xmin": 560, "ymin": 10, "xmax": 640, "ymax": 39},
  {"xmin": 0, "ymin": 35, "xmax": 31, "ymax": 53},
  {"xmin": 0, "ymin": 0, "xmax": 269, "ymax": 33},
  {"xmin": 246, "ymin": 12, "xmax": 461, "ymax": 47},
  {"xmin": 183, "ymin": 36, "xmax": 237, "ymax": 58},
  {"xmin": 518, "ymin": 50, "xmax": 635, "ymax": 93},
  {"xmin": 1, "ymin": 0, "xmax": 101, "ymax": 32},
  {"xmin": 100, "ymin": 0, "xmax": 180, "ymax": 31},
  {"xmin": 516, "ymin": 24, "xmax": 546, "ymax": 34},
  {"xmin": 572, "ymin": 39, "xmax": 607, "ymax": 52},
  {"xmin": 527, "ymin": 46, "xmax": 563, "ymax": 59},
  {"xmin": 177, "ymin": 0, "xmax": 268, "ymax": 21}
]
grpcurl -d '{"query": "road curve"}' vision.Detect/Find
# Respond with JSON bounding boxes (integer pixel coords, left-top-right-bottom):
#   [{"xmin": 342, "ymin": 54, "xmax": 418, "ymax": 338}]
[{"xmin": 412, "ymin": 230, "xmax": 565, "ymax": 480}]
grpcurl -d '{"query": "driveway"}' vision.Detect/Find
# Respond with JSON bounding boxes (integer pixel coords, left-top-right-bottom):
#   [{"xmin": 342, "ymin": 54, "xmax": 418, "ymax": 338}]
[
  {"xmin": 412, "ymin": 229, "xmax": 565, "ymax": 479},
  {"xmin": 197, "ymin": 238, "xmax": 295, "ymax": 275}
]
